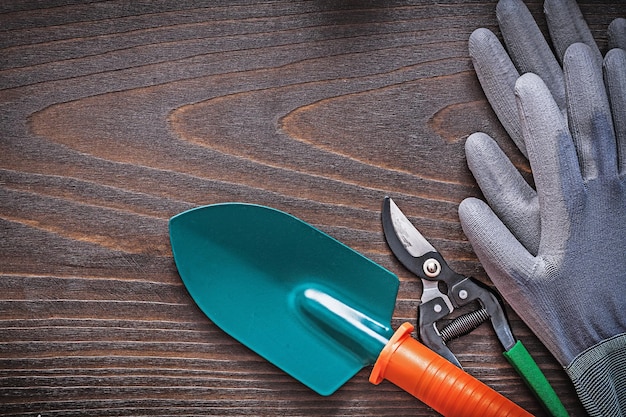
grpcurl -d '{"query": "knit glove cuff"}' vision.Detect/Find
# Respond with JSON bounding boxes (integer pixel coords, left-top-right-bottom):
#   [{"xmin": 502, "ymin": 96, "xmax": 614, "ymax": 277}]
[{"xmin": 566, "ymin": 333, "xmax": 626, "ymax": 416}]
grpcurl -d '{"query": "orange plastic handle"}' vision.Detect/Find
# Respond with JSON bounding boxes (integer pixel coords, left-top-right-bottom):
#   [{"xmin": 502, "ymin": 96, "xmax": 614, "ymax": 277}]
[{"xmin": 370, "ymin": 323, "xmax": 533, "ymax": 417}]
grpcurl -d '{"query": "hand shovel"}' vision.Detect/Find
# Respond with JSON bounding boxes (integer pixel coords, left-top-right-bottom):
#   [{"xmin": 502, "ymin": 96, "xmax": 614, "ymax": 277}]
[{"xmin": 169, "ymin": 203, "xmax": 531, "ymax": 417}]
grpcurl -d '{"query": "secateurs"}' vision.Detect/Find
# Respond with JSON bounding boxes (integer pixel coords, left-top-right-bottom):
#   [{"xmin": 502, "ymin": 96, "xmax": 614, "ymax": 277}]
[{"xmin": 381, "ymin": 197, "xmax": 568, "ymax": 417}]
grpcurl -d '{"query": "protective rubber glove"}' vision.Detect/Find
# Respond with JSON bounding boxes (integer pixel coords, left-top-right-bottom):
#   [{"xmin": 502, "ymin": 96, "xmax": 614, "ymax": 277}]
[
  {"xmin": 459, "ymin": 40, "xmax": 626, "ymax": 417},
  {"xmin": 466, "ymin": 0, "xmax": 625, "ymax": 258}
]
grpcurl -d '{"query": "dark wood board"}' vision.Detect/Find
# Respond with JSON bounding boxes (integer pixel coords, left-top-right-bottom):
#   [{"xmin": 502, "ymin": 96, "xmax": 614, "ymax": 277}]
[{"xmin": 1, "ymin": 1, "xmax": 622, "ymax": 416}]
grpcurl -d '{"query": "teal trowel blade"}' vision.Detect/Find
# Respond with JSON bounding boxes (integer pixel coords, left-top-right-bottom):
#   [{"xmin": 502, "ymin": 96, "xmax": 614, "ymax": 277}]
[{"xmin": 169, "ymin": 203, "xmax": 398, "ymax": 395}]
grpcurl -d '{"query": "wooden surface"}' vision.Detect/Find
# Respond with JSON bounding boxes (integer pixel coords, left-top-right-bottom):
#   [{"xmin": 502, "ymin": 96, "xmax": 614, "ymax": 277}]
[{"xmin": 1, "ymin": 1, "xmax": 621, "ymax": 416}]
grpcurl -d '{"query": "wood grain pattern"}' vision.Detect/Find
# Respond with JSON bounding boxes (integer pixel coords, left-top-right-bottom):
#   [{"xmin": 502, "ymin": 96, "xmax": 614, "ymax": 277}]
[{"xmin": 1, "ymin": 1, "xmax": 622, "ymax": 415}]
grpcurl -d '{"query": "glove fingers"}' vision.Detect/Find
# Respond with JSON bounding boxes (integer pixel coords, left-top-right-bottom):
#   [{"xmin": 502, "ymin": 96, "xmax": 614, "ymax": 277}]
[
  {"xmin": 603, "ymin": 48, "xmax": 626, "ymax": 175},
  {"xmin": 468, "ymin": 28, "xmax": 526, "ymax": 156},
  {"xmin": 465, "ymin": 132, "xmax": 540, "ymax": 255},
  {"xmin": 496, "ymin": 0, "xmax": 566, "ymax": 110},
  {"xmin": 564, "ymin": 43, "xmax": 617, "ymax": 179},
  {"xmin": 607, "ymin": 17, "xmax": 626, "ymax": 50},
  {"xmin": 544, "ymin": 0, "xmax": 603, "ymax": 66},
  {"xmin": 459, "ymin": 198, "xmax": 535, "ymax": 288},
  {"xmin": 515, "ymin": 73, "xmax": 583, "ymax": 248}
]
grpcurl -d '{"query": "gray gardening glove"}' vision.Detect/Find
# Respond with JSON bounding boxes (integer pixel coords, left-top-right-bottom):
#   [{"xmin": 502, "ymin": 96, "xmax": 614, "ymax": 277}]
[
  {"xmin": 458, "ymin": 1, "xmax": 626, "ymax": 416},
  {"xmin": 465, "ymin": 0, "xmax": 625, "ymax": 258}
]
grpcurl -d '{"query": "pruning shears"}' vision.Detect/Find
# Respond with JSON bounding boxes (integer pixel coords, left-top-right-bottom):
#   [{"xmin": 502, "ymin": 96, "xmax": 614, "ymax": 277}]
[{"xmin": 381, "ymin": 197, "xmax": 569, "ymax": 417}]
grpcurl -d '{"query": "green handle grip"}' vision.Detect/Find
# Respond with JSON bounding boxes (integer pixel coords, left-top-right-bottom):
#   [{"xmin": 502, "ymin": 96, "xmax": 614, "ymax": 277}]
[{"xmin": 504, "ymin": 340, "xmax": 569, "ymax": 417}]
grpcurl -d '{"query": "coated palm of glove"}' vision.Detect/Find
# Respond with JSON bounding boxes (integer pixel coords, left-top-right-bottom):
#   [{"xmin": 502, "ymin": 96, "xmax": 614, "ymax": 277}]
[{"xmin": 458, "ymin": 1, "xmax": 626, "ymax": 416}]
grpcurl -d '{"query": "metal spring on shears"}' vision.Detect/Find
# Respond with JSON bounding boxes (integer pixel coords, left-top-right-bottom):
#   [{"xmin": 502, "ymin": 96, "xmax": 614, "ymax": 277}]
[{"xmin": 440, "ymin": 308, "xmax": 490, "ymax": 343}]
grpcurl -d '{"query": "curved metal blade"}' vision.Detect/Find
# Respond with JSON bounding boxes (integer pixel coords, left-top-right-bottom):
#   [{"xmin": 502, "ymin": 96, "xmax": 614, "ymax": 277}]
[{"xmin": 382, "ymin": 197, "xmax": 437, "ymax": 264}]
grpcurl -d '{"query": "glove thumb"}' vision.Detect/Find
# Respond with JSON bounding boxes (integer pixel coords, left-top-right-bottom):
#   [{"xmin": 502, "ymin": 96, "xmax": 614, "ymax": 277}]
[{"xmin": 458, "ymin": 197, "xmax": 536, "ymax": 303}]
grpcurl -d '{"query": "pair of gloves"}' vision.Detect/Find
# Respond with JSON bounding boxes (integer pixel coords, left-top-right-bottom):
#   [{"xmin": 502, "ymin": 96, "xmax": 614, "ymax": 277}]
[{"xmin": 457, "ymin": 0, "xmax": 625, "ymax": 415}]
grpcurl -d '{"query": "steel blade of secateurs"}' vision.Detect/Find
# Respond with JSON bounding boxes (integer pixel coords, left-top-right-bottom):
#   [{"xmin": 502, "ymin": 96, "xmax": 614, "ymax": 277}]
[{"xmin": 382, "ymin": 197, "xmax": 437, "ymax": 272}]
